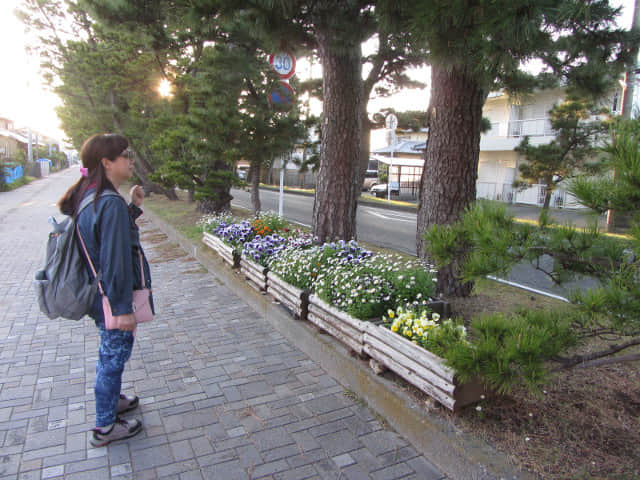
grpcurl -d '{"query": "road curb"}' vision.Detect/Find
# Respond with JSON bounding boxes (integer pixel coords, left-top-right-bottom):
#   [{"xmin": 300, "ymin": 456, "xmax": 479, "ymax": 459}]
[
  {"xmin": 143, "ymin": 207, "xmax": 533, "ymax": 480},
  {"xmin": 255, "ymin": 185, "xmax": 419, "ymax": 213}
]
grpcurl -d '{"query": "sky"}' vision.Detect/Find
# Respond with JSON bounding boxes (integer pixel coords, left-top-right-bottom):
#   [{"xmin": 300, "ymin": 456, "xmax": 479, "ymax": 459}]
[{"xmin": 0, "ymin": 0, "xmax": 636, "ymax": 144}]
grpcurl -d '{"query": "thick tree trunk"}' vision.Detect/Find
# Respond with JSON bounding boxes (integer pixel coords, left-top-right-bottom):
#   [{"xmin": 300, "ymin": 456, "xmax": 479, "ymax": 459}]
[
  {"xmin": 312, "ymin": 30, "xmax": 363, "ymax": 243},
  {"xmin": 416, "ymin": 64, "xmax": 488, "ymax": 296},
  {"xmin": 250, "ymin": 161, "xmax": 261, "ymax": 215},
  {"xmin": 542, "ymin": 188, "xmax": 552, "ymax": 210},
  {"xmin": 196, "ymin": 187, "xmax": 232, "ymax": 214}
]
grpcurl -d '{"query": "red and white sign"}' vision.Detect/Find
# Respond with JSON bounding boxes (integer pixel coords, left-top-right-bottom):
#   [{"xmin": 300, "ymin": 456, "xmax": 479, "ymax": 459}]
[{"xmin": 269, "ymin": 52, "xmax": 296, "ymax": 79}]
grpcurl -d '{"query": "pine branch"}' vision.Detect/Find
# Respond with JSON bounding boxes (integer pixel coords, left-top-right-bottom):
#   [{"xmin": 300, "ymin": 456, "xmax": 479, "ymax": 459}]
[{"xmin": 551, "ymin": 336, "xmax": 640, "ymax": 370}]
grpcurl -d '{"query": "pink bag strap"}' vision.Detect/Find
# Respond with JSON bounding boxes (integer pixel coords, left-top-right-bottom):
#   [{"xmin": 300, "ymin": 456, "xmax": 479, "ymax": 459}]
[
  {"xmin": 76, "ymin": 225, "xmax": 146, "ymax": 297},
  {"xmin": 76, "ymin": 225, "xmax": 105, "ymax": 296}
]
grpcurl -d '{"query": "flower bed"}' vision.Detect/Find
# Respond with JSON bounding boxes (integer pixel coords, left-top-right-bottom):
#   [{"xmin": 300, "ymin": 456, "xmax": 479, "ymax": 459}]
[
  {"xmin": 266, "ymin": 271, "xmax": 310, "ymax": 319},
  {"xmin": 364, "ymin": 323, "xmax": 483, "ymax": 411},
  {"xmin": 200, "ymin": 213, "xmax": 483, "ymax": 410}
]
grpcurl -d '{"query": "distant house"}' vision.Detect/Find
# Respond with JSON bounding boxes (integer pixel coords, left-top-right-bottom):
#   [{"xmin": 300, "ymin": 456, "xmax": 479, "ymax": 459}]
[
  {"xmin": 371, "ymin": 139, "xmax": 426, "ymax": 197},
  {"xmin": 0, "ymin": 116, "xmax": 28, "ymax": 160},
  {"xmin": 371, "ymin": 86, "xmax": 624, "ymax": 207},
  {"xmin": 479, "ymin": 86, "xmax": 621, "ymax": 208}
]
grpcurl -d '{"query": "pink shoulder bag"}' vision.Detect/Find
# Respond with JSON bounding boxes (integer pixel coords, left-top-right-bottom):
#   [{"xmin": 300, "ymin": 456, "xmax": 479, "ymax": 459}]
[{"xmin": 78, "ymin": 228, "xmax": 153, "ymax": 329}]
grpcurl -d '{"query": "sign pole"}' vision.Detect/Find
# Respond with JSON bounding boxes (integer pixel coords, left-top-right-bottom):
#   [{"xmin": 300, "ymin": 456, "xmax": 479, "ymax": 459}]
[
  {"xmin": 279, "ymin": 154, "xmax": 285, "ymax": 216},
  {"xmin": 385, "ymin": 114, "xmax": 398, "ymax": 202}
]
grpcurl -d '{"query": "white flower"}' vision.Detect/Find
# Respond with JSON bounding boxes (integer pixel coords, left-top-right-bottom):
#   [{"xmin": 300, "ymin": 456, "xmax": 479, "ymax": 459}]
[
  {"xmin": 525, "ymin": 437, "xmax": 530, "ymax": 442},
  {"xmin": 475, "ymin": 405, "xmax": 482, "ymax": 412}
]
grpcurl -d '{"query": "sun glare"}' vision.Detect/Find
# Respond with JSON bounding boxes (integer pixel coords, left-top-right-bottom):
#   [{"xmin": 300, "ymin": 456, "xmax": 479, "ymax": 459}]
[{"xmin": 158, "ymin": 79, "xmax": 173, "ymax": 98}]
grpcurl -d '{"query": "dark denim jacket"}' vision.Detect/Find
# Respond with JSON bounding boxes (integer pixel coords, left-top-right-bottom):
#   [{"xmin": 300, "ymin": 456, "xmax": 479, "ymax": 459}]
[{"xmin": 76, "ymin": 188, "xmax": 153, "ymax": 324}]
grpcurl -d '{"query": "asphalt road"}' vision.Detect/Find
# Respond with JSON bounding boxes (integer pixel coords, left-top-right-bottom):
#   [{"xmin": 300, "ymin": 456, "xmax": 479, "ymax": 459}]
[{"xmin": 231, "ymin": 188, "xmax": 599, "ymax": 299}]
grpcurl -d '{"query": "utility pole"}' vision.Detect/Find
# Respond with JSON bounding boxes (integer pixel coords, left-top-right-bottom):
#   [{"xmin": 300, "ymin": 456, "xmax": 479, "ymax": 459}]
[
  {"xmin": 607, "ymin": 0, "xmax": 640, "ymax": 232},
  {"xmin": 27, "ymin": 128, "xmax": 33, "ymax": 163}
]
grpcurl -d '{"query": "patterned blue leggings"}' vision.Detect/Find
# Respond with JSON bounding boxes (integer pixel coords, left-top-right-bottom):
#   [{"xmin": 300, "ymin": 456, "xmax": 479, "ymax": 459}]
[{"xmin": 95, "ymin": 328, "xmax": 134, "ymax": 427}]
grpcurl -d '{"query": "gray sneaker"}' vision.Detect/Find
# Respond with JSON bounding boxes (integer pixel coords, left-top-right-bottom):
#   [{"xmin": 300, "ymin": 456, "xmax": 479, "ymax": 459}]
[
  {"xmin": 117, "ymin": 394, "xmax": 139, "ymax": 414},
  {"xmin": 90, "ymin": 417, "xmax": 142, "ymax": 447}
]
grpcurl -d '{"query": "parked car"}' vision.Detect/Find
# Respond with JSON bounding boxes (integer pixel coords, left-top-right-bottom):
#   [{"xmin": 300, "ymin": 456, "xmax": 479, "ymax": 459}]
[
  {"xmin": 362, "ymin": 169, "xmax": 378, "ymax": 191},
  {"xmin": 370, "ymin": 182, "xmax": 400, "ymax": 198}
]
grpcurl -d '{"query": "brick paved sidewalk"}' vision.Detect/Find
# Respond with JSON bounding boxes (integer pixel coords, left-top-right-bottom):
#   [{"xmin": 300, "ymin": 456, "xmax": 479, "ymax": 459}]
[{"xmin": 0, "ymin": 183, "xmax": 444, "ymax": 479}]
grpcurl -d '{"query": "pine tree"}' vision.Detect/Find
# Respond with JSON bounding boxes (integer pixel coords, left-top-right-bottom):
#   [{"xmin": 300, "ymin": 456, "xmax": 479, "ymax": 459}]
[
  {"xmin": 18, "ymin": 0, "xmax": 178, "ymax": 198},
  {"xmin": 380, "ymin": 0, "xmax": 635, "ymax": 295},
  {"xmin": 515, "ymin": 94, "xmax": 609, "ymax": 210}
]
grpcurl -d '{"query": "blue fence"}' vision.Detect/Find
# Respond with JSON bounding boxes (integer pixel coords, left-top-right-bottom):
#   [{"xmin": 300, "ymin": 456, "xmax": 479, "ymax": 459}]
[{"xmin": 4, "ymin": 165, "xmax": 24, "ymax": 184}]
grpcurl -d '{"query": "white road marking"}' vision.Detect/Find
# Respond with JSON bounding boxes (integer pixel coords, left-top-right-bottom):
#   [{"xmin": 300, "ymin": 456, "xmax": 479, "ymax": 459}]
[{"xmin": 361, "ymin": 208, "xmax": 416, "ymax": 223}]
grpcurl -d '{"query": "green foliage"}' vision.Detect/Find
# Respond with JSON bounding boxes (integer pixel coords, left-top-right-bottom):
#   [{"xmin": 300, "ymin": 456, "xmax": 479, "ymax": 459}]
[
  {"xmin": 445, "ymin": 310, "xmax": 577, "ymax": 393},
  {"xmin": 515, "ymin": 95, "xmax": 608, "ymax": 209},
  {"xmin": 0, "ymin": 160, "xmax": 7, "ymax": 192},
  {"xmin": 422, "ymin": 118, "xmax": 640, "ymax": 391}
]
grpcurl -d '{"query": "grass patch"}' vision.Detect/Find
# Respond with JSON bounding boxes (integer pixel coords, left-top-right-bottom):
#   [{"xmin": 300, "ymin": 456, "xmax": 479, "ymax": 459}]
[{"xmin": 2, "ymin": 176, "xmax": 36, "ymax": 191}]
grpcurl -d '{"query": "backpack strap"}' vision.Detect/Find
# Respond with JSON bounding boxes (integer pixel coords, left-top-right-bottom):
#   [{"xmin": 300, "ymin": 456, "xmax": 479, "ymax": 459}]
[{"xmin": 76, "ymin": 190, "xmax": 121, "ymax": 217}]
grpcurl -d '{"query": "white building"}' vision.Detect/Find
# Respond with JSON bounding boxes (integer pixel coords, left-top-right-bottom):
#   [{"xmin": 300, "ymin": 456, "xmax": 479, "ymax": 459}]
[
  {"xmin": 371, "ymin": 85, "xmax": 625, "ymax": 207},
  {"xmin": 478, "ymin": 86, "xmax": 622, "ymax": 208}
]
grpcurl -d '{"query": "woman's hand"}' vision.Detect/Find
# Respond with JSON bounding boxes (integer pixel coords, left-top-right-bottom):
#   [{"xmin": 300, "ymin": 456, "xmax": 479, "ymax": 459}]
[
  {"xmin": 130, "ymin": 185, "xmax": 145, "ymax": 207},
  {"xmin": 116, "ymin": 314, "xmax": 136, "ymax": 331}
]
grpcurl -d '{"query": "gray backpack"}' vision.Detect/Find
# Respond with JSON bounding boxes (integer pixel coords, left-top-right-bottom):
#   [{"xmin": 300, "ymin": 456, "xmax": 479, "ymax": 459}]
[{"xmin": 34, "ymin": 191, "xmax": 119, "ymax": 320}]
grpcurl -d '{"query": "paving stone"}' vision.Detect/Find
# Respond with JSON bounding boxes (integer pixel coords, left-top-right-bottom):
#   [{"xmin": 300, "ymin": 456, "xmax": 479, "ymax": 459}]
[
  {"xmin": 201, "ymin": 460, "xmax": 249, "ymax": 480},
  {"xmin": 315, "ymin": 429, "xmax": 363, "ymax": 457},
  {"xmin": 370, "ymin": 462, "xmax": 414, "ymax": 480},
  {"xmin": 250, "ymin": 427, "xmax": 295, "ymax": 452},
  {"xmin": 131, "ymin": 444, "xmax": 173, "ymax": 471}
]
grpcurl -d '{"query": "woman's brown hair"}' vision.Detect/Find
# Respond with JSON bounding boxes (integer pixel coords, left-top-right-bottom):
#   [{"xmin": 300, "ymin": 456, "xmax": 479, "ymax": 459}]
[{"xmin": 58, "ymin": 134, "xmax": 129, "ymax": 216}]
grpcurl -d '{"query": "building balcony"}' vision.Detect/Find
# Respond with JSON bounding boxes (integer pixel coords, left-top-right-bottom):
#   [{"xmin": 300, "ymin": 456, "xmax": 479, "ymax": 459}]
[{"xmin": 481, "ymin": 118, "xmax": 555, "ymax": 151}]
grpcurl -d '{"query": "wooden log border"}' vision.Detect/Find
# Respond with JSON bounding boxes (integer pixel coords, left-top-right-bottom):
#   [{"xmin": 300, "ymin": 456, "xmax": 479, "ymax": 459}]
[
  {"xmin": 266, "ymin": 272, "xmax": 310, "ymax": 319},
  {"xmin": 240, "ymin": 255, "xmax": 269, "ymax": 292},
  {"xmin": 307, "ymin": 295, "xmax": 373, "ymax": 356},
  {"xmin": 364, "ymin": 324, "xmax": 484, "ymax": 411},
  {"xmin": 202, "ymin": 232, "xmax": 239, "ymax": 268}
]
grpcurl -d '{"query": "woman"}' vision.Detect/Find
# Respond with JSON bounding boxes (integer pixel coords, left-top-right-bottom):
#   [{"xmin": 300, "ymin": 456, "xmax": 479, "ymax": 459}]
[{"xmin": 59, "ymin": 133, "xmax": 152, "ymax": 446}]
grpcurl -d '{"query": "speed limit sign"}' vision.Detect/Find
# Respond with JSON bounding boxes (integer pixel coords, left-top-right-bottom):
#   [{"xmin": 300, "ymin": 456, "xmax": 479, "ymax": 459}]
[{"xmin": 269, "ymin": 52, "xmax": 296, "ymax": 79}]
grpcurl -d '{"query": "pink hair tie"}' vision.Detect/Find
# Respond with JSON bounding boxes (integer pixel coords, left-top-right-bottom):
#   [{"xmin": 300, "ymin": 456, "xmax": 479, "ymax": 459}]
[{"xmin": 80, "ymin": 167, "xmax": 89, "ymax": 177}]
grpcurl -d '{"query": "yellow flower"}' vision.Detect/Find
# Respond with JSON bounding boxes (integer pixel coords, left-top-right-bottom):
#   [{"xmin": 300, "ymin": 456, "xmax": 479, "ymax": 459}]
[{"xmin": 391, "ymin": 324, "xmax": 398, "ymax": 332}]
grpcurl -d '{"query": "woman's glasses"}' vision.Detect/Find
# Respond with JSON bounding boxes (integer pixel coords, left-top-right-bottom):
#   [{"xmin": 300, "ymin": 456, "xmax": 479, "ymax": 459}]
[{"xmin": 121, "ymin": 149, "xmax": 135, "ymax": 159}]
